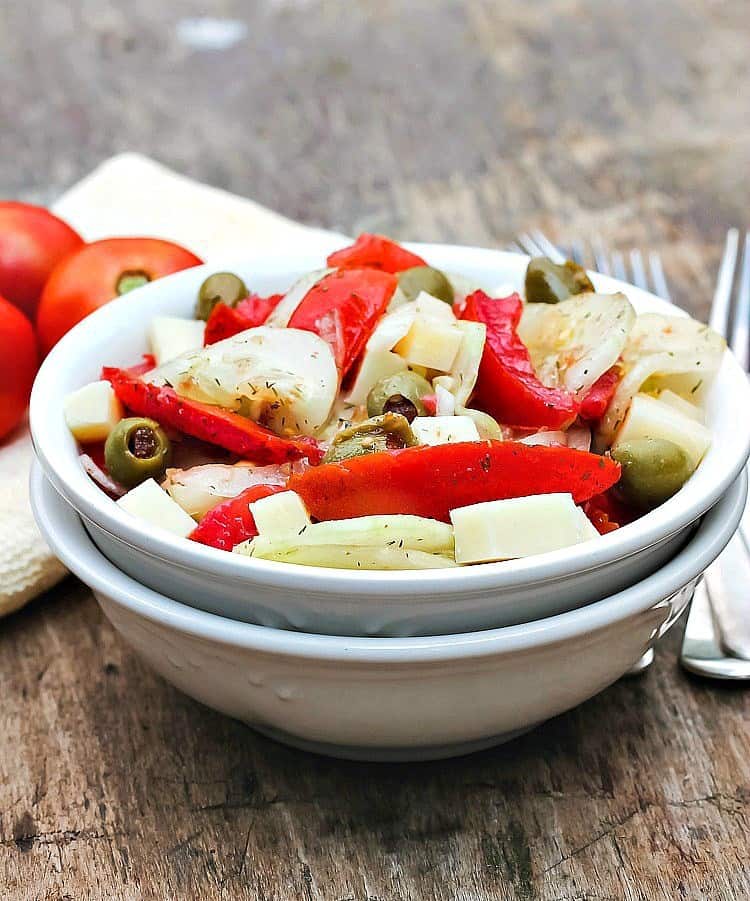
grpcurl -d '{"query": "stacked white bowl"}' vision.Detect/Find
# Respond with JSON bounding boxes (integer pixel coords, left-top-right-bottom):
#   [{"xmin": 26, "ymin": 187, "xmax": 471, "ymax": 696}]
[{"xmin": 29, "ymin": 245, "xmax": 750, "ymax": 760}]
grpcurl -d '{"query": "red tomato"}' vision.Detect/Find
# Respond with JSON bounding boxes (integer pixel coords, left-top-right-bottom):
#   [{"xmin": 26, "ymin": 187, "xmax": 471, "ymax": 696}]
[
  {"xmin": 36, "ymin": 238, "xmax": 202, "ymax": 353},
  {"xmin": 0, "ymin": 202, "xmax": 83, "ymax": 319},
  {"xmin": 0, "ymin": 296, "xmax": 38, "ymax": 440}
]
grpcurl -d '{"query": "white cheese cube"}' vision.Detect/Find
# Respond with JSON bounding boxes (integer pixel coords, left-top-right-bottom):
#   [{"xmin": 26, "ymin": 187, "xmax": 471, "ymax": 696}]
[
  {"xmin": 656, "ymin": 389, "xmax": 704, "ymax": 423},
  {"xmin": 345, "ymin": 350, "xmax": 407, "ymax": 406},
  {"xmin": 249, "ymin": 491, "xmax": 311, "ymax": 541},
  {"xmin": 117, "ymin": 479, "xmax": 196, "ymax": 538},
  {"xmin": 414, "ymin": 291, "xmax": 456, "ymax": 321},
  {"xmin": 450, "ymin": 493, "xmax": 592, "ymax": 564},
  {"xmin": 149, "ymin": 316, "xmax": 205, "ymax": 365},
  {"xmin": 412, "ymin": 415, "xmax": 480, "ymax": 446},
  {"xmin": 614, "ymin": 393, "xmax": 711, "ymax": 469},
  {"xmin": 64, "ymin": 380, "xmax": 124, "ymax": 443},
  {"xmin": 394, "ymin": 316, "xmax": 463, "ymax": 371}
]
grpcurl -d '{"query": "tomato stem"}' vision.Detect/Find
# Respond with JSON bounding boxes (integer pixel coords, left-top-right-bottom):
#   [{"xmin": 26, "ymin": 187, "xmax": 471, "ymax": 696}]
[{"xmin": 116, "ymin": 270, "xmax": 151, "ymax": 295}]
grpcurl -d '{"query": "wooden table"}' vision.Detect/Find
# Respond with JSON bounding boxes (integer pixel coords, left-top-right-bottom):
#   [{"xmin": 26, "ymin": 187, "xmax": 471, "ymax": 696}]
[{"xmin": 2, "ymin": 1, "xmax": 749, "ymax": 897}]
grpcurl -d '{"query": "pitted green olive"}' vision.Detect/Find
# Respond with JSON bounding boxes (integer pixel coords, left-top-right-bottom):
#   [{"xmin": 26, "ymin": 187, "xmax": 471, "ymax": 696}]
[
  {"xmin": 525, "ymin": 256, "xmax": 594, "ymax": 304},
  {"xmin": 457, "ymin": 407, "xmax": 504, "ymax": 440},
  {"xmin": 323, "ymin": 413, "xmax": 417, "ymax": 464},
  {"xmin": 195, "ymin": 272, "xmax": 248, "ymax": 320},
  {"xmin": 366, "ymin": 371, "xmax": 433, "ymax": 422},
  {"xmin": 398, "ymin": 266, "xmax": 454, "ymax": 305},
  {"xmin": 611, "ymin": 438, "xmax": 692, "ymax": 511},
  {"xmin": 104, "ymin": 417, "xmax": 172, "ymax": 487}
]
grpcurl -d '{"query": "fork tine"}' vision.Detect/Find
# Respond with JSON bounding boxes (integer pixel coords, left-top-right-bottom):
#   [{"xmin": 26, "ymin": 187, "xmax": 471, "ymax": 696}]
[
  {"xmin": 592, "ymin": 238, "xmax": 611, "ymax": 275},
  {"xmin": 629, "ymin": 249, "xmax": 648, "ymax": 290},
  {"xmin": 648, "ymin": 252, "xmax": 671, "ymax": 301},
  {"xmin": 517, "ymin": 232, "xmax": 545, "ymax": 257},
  {"xmin": 529, "ymin": 229, "xmax": 565, "ymax": 264},
  {"xmin": 611, "ymin": 251, "xmax": 627, "ymax": 282},
  {"xmin": 507, "ymin": 242, "xmax": 524, "ymax": 255},
  {"xmin": 729, "ymin": 233, "xmax": 750, "ymax": 370},
  {"xmin": 569, "ymin": 239, "xmax": 586, "ymax": 266},
  {"xmin": 709, "ymin": 228, "xmax": 740, "ymax": 337}
]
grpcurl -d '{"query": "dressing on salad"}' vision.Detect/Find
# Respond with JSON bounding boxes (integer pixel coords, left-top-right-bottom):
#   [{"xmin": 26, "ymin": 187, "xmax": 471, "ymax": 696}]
[{"xmin": 63, "ymin": 235, "xmax": 725, "ymax": 570}]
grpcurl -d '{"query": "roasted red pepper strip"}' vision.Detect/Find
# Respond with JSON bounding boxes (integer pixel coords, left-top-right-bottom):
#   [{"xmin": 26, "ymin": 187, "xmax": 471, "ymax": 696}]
[
  {"xmin": 461, "ymin": 291, "xmax": 579, "ymax": 429},
  {"xmin": 204, "ymin": 294, "xmax": 283, "ymax": 345},
  {"xmin": 102, "ymin": 368, "xmax": 323, "ymax": 464},
  {"xmin": 289, "ymin": 441, "xmax": 620, "ymax": 523},
  {"xmin": 579, "ymin": 365, "xmax": 622, "ymax": 422},
  {"xmin": 190, "ymin": 484, "xmax": 285, "ymax": 550},
  {"xmin": 287, "ymin": 268, "xmax": 397, "ymax": 376},
  {"xmin": 327, "ymin": 233, "xmax": 426, "ymax": 273},
  {"xmin": 582, "ymin": 490, "xmax": 634, "ymax": 535},
  {"xmin": 126, "ymin": 354, "xmax": 156, "ymax": 377}
]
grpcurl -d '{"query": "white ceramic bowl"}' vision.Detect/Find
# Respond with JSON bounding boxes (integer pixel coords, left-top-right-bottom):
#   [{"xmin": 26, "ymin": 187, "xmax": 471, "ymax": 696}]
[
  {"xmin": 30, "ymin": 243, "xmax": 750, "ymax": 636},
  {"xmin": 30, "ymin": 463, "xmax": 746, "ymax": 761}
]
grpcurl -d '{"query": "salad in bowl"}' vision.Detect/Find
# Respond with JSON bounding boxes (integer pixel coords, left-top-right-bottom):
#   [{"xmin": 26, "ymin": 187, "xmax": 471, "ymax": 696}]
[{"xmin": 61, "ymin": 234, "xmax": 724, "ymax": 571}]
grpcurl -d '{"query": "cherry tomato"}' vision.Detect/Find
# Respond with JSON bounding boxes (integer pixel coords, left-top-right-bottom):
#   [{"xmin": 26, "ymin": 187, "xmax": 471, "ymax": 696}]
[
  {"xmin": 36, "ymin": 238, "xmax": 202, "ymax": 354},
  {"xmin": 0, "ymin": 202, "xmax": 83, "ymax": 319},
  {"xmin": 0, "ymin": 296, "xmax": 38, "ymax": 440}
]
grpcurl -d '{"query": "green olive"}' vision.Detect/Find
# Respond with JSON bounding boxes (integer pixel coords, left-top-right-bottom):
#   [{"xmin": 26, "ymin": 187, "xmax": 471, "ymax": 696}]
[
  {"xmin": 398, "ymin": 266, "xmax": 454, "ymax": 305},
  {"xmin": 104, "ymin": 417, "xmax": 172, "ymax": 488},
  {"xmin": 457, "ymin": 407, "xmax": 504, "ymax": 440},
  {"xmin": 525, "ymin": 256, "xmax": 594, "ymax": 304},
  {"xmin": 611, "ymin": 438, "xmax": 692, "ymax": 511},
  {"xmin": 195, "ymin": 272, "xmax": 248, "ymax": 320},
  {"xmin": 323, "ymin": 413, "xmax": 417, "ymax": 464},
  {"xmin": 366, "ymin": 371, "xmax": 433, "ymax": 422}
]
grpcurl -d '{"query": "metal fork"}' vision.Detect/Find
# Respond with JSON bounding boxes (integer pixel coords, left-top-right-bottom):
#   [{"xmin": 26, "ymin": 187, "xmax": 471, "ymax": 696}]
[
  {"xmin": 680, "ymin": 229, "xmax": 750, "ymax": 680},
  {"xmin": 514, "ymin": 229, "xmax": 674, "ymax": 675}
]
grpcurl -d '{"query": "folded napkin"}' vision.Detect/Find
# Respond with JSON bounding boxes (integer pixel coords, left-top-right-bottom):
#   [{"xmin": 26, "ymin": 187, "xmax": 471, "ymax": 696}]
[{"xmin": 0, "ymin": 153, "xmax": 345, "ymax": 617}]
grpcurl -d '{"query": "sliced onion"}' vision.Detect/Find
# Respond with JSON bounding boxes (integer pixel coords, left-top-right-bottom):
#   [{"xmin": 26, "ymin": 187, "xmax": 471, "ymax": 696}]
[
  {"xmin": 517, "ymin": 430, "xmax": 568, "ymax": 447},
  {"xmin": 596, "ymin": 313, "xmax": 725, "ymax": 448},
  {"xmin": 163, "ymin": 462, "xmax": 298, "ymax": 519},
  {"xmin": 80, "ymin": 454, "xmax": 127, "ymax": 499},
  {"xmin": 265, "ymin": 268, "xmax": 332, "ymax": 327},
  {"xmin": 518, "ymin": 292, "xmax": 636, "ymax": 397}
]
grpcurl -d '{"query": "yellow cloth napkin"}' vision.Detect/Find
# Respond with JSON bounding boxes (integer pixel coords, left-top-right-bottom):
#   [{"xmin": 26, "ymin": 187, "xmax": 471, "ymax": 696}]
[{"xmin": 0, "ymin": 153, "xmax": 344, "ymax": 617}]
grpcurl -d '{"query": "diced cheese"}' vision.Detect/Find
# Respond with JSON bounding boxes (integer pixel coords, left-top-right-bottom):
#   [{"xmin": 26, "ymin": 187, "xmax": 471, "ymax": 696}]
[
  {"xmin": 613, "ymin": 393, "xmax": 711, "ymax": 469},
  {"xmin": 249, "ymin": 491, "xmax": 311, "ymax": 541},
  {"xmin": 412, "ymin": 415, "xmax": 480, "ymax": 446},
  {"xmin": 117, "ymin": 479, "xmax": 196, "ymax": 537},
  {"xmin": 64, "ymin": 380, "xmax": 124, "ymax": 443},
  {"xmin": 414, "ymin": 291, "xmax": 456, "ymax": 321},
  {"xmin": 345, "ymin": 350, "xmax": 407, "ymax": 406},
  {"xmin": 394, "ymin": 316, "xmax": 463, "ymax": 371},
  {"xmin": 450, "ymin": 493, "xmax": 593, "ymax": 564},
  {"xmin": 656, "ymin": 389, "xmax": 704, "ymax": 423},
  {"xmin": 149, "ymin": 316, "xmax": 205, "ymax": 365}
]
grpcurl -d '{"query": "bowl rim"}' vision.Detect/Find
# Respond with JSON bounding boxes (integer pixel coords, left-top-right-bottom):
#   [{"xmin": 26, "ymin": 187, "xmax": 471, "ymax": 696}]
[
  {"xmin": 30, "ymin": 461, "xmax": 746, "ymax": 661},
  {"xmin": 30, "ymin": 241, "xmax": 750, "ymax": 596}
]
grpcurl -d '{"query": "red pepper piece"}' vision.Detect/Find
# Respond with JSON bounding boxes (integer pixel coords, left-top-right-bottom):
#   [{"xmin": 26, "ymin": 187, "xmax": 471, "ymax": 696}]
[
  {"xmin": 289, "ymin": 441, "xmax": 620, "ymax": 523},
  {"xmin": 204, "ymin": 294, "xmax": 283, "ymax": 346},
  {"xmin": 190, "ymin": 484, "xmax": 285, "ymax": 551},
  {"xmin": 327, "ymin": 233, "xmax": 426, "ymax": 273},
  {"xmin": 461, "ymin": 291, "xmax": 579, "ymax": 429},
  {"xmin": 102, "ymin": 367, "xmax": 323, "ymax": 464},
  {"xmin": 126, "ymin": 354, "xmax": 156, "ymax": 377},
  {"xmin": 582, "ymin": 490, "xmax": 635, "ymax": 535},
  {"xmin": 579, "ymin": 365, "xmax": 622, "ymax": 422},
  {"xmin": 287, "ymin": 268, "xmax": 396, "ymax": 376}
]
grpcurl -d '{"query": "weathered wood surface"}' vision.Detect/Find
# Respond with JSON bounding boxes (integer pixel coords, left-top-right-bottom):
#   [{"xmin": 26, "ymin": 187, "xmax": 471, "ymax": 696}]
[{"xmin": 1, "ymin": 1, "xmax": 749, "ymax": 898}]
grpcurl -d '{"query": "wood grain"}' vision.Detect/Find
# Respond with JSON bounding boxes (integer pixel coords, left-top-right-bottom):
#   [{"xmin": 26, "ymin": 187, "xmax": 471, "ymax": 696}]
[{"xmin": 2, "ymin": 0, "xmax": 749, "ymax": 898}]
